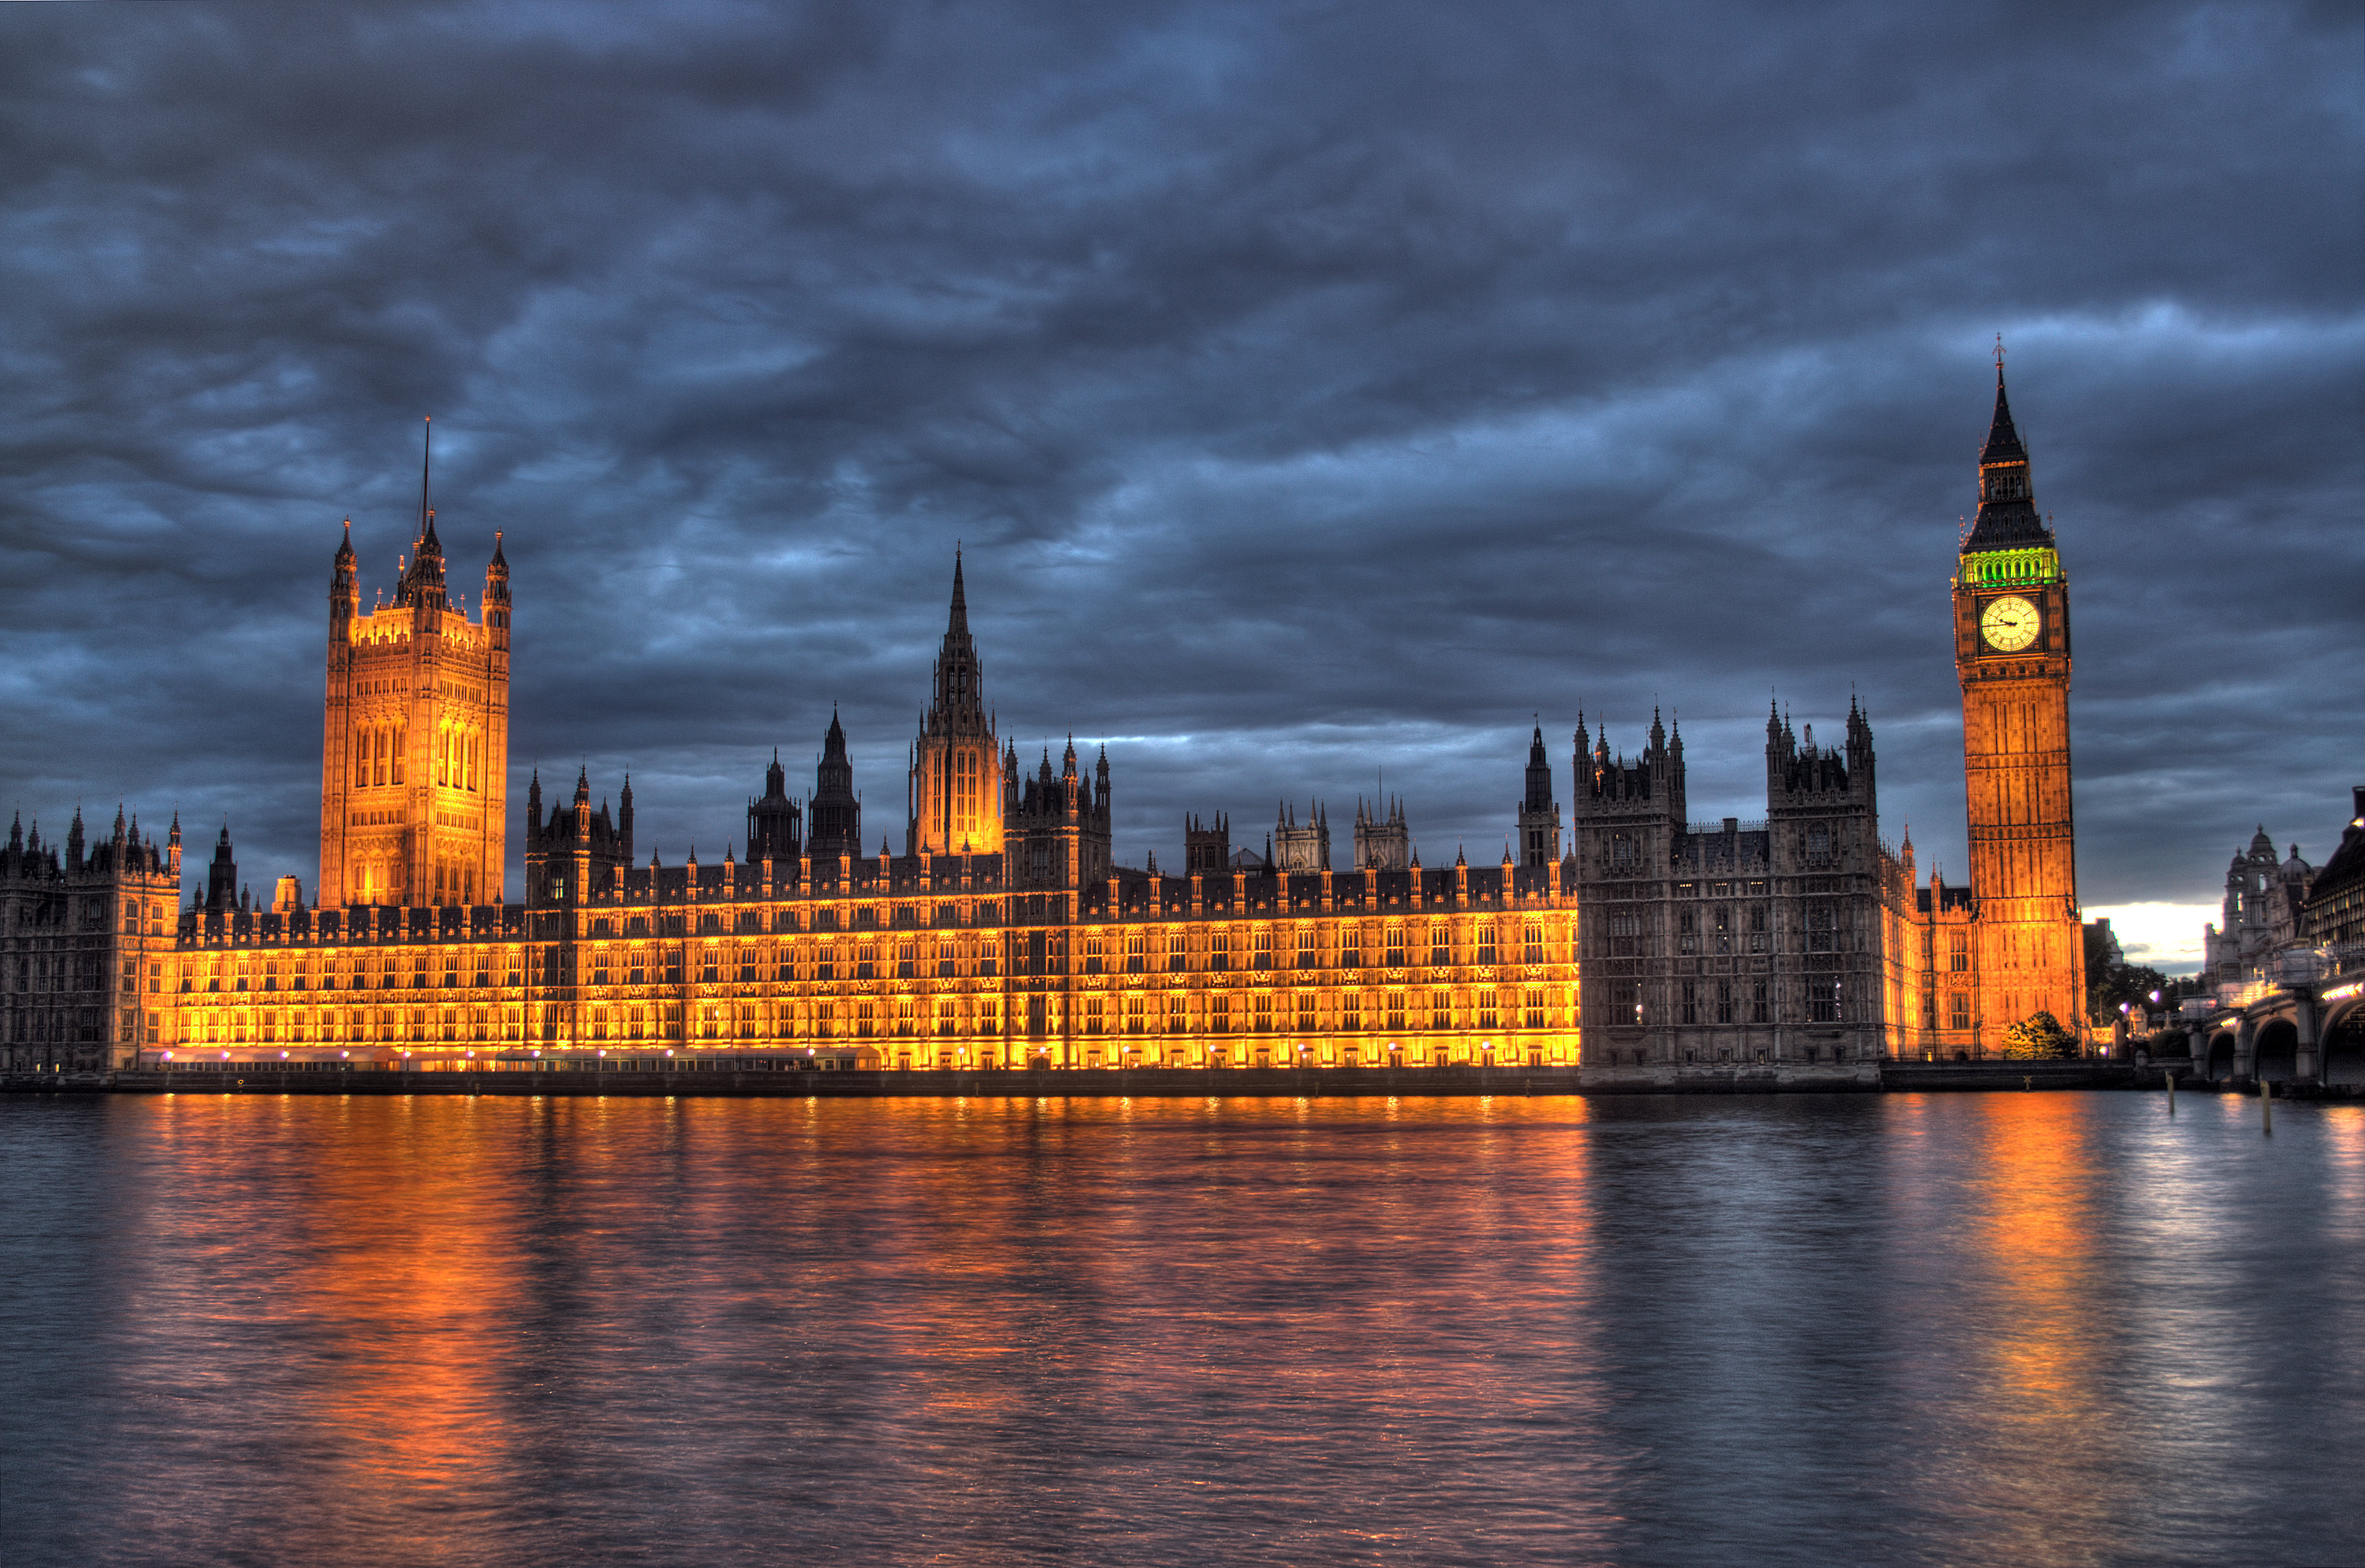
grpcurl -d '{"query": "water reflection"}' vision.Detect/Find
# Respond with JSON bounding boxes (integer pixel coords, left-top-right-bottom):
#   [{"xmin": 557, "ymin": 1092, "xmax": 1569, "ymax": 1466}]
[{"xmin": 1, "ymin": 1092, "xmax": 2359, "ymax": 1567}]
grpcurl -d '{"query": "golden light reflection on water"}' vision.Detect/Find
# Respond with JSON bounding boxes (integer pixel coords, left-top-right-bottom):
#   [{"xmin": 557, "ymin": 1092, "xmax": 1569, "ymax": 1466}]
[{"xmin": 12, "ymin": 1090, "xmax": 2360, "ymax": 1567}]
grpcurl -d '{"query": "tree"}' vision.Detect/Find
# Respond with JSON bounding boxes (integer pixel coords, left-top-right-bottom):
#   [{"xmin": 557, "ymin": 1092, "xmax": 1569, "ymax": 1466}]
[
  {"xmin": 1999, "ymin": 1010, "xmax": 2079, "ymax": 1060},
  {"xmin": 2087, "ymin": 961, "xmax": 2171, "ymax": 1026}
]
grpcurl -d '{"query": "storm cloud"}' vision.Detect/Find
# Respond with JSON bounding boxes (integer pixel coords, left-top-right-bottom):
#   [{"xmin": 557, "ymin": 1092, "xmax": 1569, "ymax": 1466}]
[{"xmin": 3, "ymin": 1, "xmax": 2358, "ymax": 969}]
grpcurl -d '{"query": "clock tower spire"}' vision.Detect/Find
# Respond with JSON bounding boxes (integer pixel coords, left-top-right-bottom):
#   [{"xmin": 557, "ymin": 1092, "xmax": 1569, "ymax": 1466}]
[{"xmin": 1952, "ymin": 353, "xmax": 2083, "ymax": 1044}]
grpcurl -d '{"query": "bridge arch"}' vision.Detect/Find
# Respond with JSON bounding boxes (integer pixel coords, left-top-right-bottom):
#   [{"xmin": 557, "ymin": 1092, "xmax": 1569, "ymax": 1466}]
[
  {"xmin": 2254, "ymin": 1018, "xmax": 2300, "ymax": 1083},
  {"xmin": 2206, "ymin": 1029, "xmax": 2239, "ymax": 1081},
  {"xmin": 2323, "ymin": 1002, "xmax": 2365, "ymax": 1089}
]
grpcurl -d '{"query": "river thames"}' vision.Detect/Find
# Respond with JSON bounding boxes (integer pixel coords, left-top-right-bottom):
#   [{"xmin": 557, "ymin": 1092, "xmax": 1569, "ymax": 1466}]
[{"xmin": 1, "ymin": 1090, "xmax": 2357, "ymax": 1566}]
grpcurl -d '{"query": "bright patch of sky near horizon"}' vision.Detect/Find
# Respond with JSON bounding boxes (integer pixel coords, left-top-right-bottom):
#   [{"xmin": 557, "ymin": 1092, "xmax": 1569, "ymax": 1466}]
[
  {"xmin": 2086, "ymin": 903, "xmax": 2215, "ymax": 975},
  {"xmin": 1, "ymin": 1, "xmax": 2358, "ymax": 926}
]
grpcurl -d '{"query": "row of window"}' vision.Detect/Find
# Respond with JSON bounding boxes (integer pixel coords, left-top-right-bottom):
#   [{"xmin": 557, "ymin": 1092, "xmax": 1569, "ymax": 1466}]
[
  {"xmin": 1602, "ymin": 977, "xmax": 1848, "ymax": 1026},
  {"xmin": 172, "ymin": 985, "xmax": 1572, "ymax": 1047}
]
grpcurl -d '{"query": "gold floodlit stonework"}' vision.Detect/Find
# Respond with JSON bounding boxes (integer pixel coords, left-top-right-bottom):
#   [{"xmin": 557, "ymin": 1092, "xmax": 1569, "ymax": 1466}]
[{"xmin": 1, "ymin": 380, "xmax": 2081, "ymax": 1073}]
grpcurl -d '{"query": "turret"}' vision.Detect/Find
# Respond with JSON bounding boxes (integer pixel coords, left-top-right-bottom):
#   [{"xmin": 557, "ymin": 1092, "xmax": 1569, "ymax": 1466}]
[
  {"xmin": 808, "ymin": 709, "xmax": 862, "ymax": 860},
  {"xmin": 1846, "ymin": 693, "xmax": 1875, "ymax": 792},
  {"xmin": 205, "ymin": 823, "xmax": 238, "ymax": 912},
  {"xmin": 331, "ymin": 521, "xmax": 359, "ymax": 637},
  {"xmin": 748, "ymin": 751, "xmax": 802, "ymax": 861},
  {"xmin": 1518, "ymin": 722, "xmax": 1561, "ymax": 866}
]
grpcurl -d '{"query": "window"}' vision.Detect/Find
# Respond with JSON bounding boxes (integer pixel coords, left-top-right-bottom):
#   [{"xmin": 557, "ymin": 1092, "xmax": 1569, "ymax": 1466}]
[
  {"xmin": 1296, "ymin": 991, "xmax": 1316, "ymax": 1030},
  {"xmin": 1608, "ymin": 914, "xmax": 1641, "ymax": 958},
  {"xmin": 1679, "ymin": 911, "xmax": 1697, "ymax": 954},
  {"xmin": 1811, "ymin": 978, "xmax": 1842, "ymax": 1023},
  {"xmin": 1477, "ymin": 924, "xmax": 1497, "ymax": 966},
  {"xmin": 1126, "ymin": 931, "xmax": 1146, "ymax": 973},
  {"xmin": 1341, "ymin": 927, "xmax": 1363, "ymax": 969},
  {"xmin": 1253, "ymin": 993, "xmax": 1273, "ymax": 1032},
  {"xmin": 1749, "ymin": 905, "xmax": 1768, "ymax": 953},
  {"xmin": 1478, "ymin": 989, "xmax": 1499, "ymax": 1030},
  {"xmin": 1085, "ymin": 995, "xmax": 1104, "ymax": 1034},
  {"xmin": 1807, "ymin": 903, "xmax": 1839, "ymax": 953},
  {"xmin": 1950, "ymin": 992, "xmax": 1971, "ymax": 1031},
  {"xmin": 1525, "ymin": 989, "xmax": 1546, "ymax": 1030},
  {"xmin": 1611, "ymin": 833, "xmax": 1637, "ymax": 870},
  {"xmin": 1752, "ymin": 980, "xmax": 1769, "ymax": 1024},
  {"xmin": 1084, "ymin": 935, "xmax": 1104, "ymax": 975},
  {"xmin": 701, "ymin": 947, "xmax": 720, "ymax": 985},
  {"xmin": 1431, "ymin": 989, "xmax": 1452, "ymax": 1030},
  {"xmin": 1430, "ymin": 926, "xmax": 1450, "ymax": 967},
  {"xmin": 1209, "ymin": 931, "xmax": 1230, "ymax": 972},
  {"xmin": 1523, "ymin": 920, "xmax": 1544, "ymax": 965},
  {"xmin": 1297, "ymin": 926, "xmax": 1319, "ymax": 969},
  {"xmin": 1714, "ymin": 906, "xmax": 1733, "ymax": 956},
  {"xmin": 1385, "ymin": 924, "xmax": 1405, "ymax": 967},
  {"xmin": 1343, "ymin": 991, "xmax": 1363, "ymax": 1030},
  {"xmin": 1254, "ymin": 929, "xmax": 1273, "ymax": 969},
  {"xmin": 1807, "ymin": 825, "xmax": 1833, "ymax": 867},
  {"xmin": 1681, "ymin": 981, "xmax": 1697, "ymax": 1024},
  {"xmin": 1949, "ymin": 932, "xmax": 1969, "ymax": 972},
  {"xmin": 1716, "ymin": 980, "xmax": 1733, "ymax": 1025},
  {"xmin": 1168, "ymin": 932, "xmax": 1186, "ymax": 972}
]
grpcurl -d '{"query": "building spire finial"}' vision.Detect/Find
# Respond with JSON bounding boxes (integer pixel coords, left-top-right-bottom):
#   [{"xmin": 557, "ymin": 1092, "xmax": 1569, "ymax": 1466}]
[{"xmin": 418, "ymin": 415, "xmax": 437, "ymax": 549}]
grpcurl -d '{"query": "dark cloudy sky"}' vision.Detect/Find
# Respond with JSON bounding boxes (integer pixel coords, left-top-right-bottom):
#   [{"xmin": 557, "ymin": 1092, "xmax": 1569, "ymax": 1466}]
[{"xmin": 4, "ymin": 1, "xmax": 2359, "ymax": 969}]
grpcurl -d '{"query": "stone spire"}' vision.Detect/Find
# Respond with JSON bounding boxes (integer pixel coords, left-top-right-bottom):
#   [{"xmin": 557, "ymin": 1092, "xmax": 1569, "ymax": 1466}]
[
  {"xmin": 400, "ymin": 417, "xmax": 449, "ymax": 607},
  {"xmin": 1963, "ymin": 348, "xmax": 2053, "ymax": 552},
  {"xmin": 929, "ymin": 550, "xmax": 983, "ymax": 721}
]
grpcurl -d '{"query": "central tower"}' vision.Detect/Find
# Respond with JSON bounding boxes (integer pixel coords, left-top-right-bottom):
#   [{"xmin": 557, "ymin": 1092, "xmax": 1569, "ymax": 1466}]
[
  {"xmin": 320, "ymin": 430, "xmax": 510, "ymax": 909},
  {"xmin": 1952, "ymin": 362, "xmax": 2083, "ymax": 1034},
  {"xmin": 907, "ymin": 553, "xmax": 1002, "ymax": 855}
]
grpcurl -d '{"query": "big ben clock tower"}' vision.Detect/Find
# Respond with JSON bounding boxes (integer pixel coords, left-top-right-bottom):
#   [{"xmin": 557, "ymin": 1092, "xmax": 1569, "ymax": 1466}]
[{"xmin": 1954, "ymin": 354, "xmax": 2085, "ymax": 1040}]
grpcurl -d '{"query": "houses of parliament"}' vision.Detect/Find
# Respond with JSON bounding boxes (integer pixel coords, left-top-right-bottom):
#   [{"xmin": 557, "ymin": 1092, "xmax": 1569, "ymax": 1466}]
[{"xmin": 2, "ymin": 377, "xmax": 2084, "ymax": 1075}]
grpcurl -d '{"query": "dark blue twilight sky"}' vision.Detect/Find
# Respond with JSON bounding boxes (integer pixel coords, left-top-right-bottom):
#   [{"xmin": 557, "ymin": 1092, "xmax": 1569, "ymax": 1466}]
[{"xmin": 2, "ymin": 2, "xmax": 2359, "ymax": 969}]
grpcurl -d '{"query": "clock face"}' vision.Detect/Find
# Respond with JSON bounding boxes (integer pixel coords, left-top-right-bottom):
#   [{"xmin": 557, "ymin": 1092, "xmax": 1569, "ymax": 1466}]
[{"xmin": 1980, "ymin": 594, "xmax": 2040, "ymax": 652}]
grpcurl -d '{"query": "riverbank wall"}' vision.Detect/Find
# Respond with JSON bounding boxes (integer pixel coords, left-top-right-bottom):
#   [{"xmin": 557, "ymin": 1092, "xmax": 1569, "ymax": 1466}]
[{"xmin": 2, "ymin": 1060, "xmax": 2180, "ymax": 1099}]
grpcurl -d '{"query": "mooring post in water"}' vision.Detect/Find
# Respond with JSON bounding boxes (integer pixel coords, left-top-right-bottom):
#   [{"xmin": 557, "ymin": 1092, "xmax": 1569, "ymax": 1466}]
[
  {"xmin": 2263, "ymin": 1077, "xmax": 2273, "ymax": 1135},
  {"xmin": 2166, "ymin": 1070, "xmax": 2176, "ymax": 1115}
]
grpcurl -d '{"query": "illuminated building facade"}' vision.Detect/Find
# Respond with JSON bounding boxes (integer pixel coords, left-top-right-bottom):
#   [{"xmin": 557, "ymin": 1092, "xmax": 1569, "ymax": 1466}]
[
  {"xmin": 90, "ymin": 374, "xmax": 2087, "ymax": 1074},
  {"xmin": 905, "ymin": 553, "xmax": 1001, "ymax": 858},
  {"xmin": 150, "ymin": 549, "xmax": 1580, "ymax": 1072},
  {"xmin": 1941, "ymin": 365, "xmax": 2087, "ymax": 1045},
  {"xmin": 319, "ymin": 437, "xmax": 511, "ymax": 911}
]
